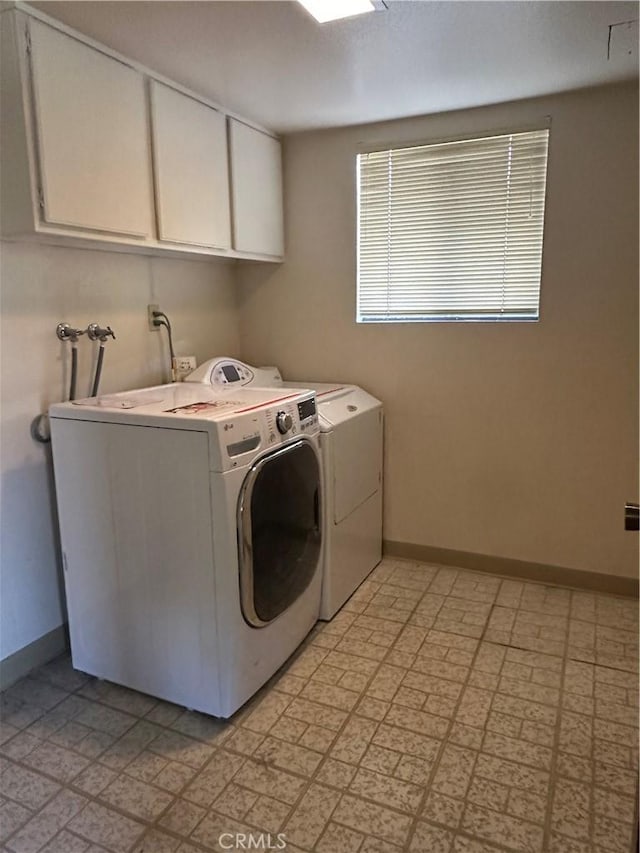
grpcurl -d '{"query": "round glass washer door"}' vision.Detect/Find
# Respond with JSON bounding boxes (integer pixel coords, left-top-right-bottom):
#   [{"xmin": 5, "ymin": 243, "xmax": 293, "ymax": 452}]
[{"xmin": 237, "ymin": 439, "xmax": 321, "ymax": 627}]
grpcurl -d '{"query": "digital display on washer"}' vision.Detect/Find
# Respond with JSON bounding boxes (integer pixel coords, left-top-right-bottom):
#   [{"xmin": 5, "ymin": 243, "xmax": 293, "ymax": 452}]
[
  {"xmin": 221, "ymin": 364, "xmax": 241, "ymax": 383},
  {"xmin": 297, "ymin": 398, "xmax": 316, "ymax": 420}
]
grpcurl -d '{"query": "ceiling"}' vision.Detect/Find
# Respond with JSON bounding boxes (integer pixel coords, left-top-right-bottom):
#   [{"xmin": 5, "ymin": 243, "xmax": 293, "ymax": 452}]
[{"xmin": 29, "ymin": 0, "xmax": 639, "ymax": 133}]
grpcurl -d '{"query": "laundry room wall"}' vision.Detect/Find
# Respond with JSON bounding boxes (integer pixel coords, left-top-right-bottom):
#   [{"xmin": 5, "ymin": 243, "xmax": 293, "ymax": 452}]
[
  {"xmin": 0, "ymin": 241, "xmax": 240, "ymax": 677},
  {"xmin": 237, "ymin": 82, "xmax": 639, "ymax": 583}
]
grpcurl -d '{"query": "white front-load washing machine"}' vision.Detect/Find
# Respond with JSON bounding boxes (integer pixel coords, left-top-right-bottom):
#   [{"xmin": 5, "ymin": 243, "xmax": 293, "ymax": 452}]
[
  {"xmin": 49, "ymin": 380, "xmax": 323, "ymax": 718},
  {"xmin": 187, "ymin": 358, "xmax": 383, "ymax": 620}
]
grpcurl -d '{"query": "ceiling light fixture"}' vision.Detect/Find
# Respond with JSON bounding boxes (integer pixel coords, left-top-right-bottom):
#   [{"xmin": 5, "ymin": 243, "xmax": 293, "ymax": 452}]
[{"xmin": 297, "ymin": 0, "xmax": 376, "ymax": 24}]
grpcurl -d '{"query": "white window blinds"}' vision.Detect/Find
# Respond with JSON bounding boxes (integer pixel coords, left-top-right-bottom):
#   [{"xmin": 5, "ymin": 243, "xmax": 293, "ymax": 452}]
[{"xmin": 357, "ymin": 128, "xmax": 550, "ymax": 322}]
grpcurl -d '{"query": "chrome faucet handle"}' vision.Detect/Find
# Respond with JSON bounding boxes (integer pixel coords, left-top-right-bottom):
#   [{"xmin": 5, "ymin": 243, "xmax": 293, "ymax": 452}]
[
  {"xmin": 87, "ymin": 323, "xmax": 116, "ymax": 342},
  {"xmin": 56, "ymin": 323, "xmax": 86, "ymax": 342}
]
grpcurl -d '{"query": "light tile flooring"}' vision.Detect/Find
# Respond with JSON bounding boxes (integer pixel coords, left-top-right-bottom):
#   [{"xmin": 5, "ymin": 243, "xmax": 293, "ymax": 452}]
[{"xmin": 1, "ymin": 559, "xmax": 638, "ymax": 853}]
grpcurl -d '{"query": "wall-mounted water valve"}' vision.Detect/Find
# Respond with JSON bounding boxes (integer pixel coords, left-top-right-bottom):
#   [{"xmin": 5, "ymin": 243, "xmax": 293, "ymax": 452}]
[
  {"xmin": 87, "ymin": 324, "xmax": 116, "ymax": 342},
  {"xmin": 87, "ymin": 324, "xmax": 116, "ymax": 398},
  {"xmin": 56, "ymin": 322, "xmax": 85, "ymax": 402},
  {"xmin": 56, "ymin": 322, "xmax": 86, "ymax": 342}
]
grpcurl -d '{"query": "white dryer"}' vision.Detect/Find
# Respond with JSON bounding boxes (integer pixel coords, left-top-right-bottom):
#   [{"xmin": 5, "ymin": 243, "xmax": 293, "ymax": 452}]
[
  {"xmin": 188, "ymin": 358, "xmax": 383, "ymax": 620},
  {"xmin": 49, "ymin": 378, "xmax": 322, "ymax": 718},
  {"xmin": 307, "ymin": 382, "xmax": 383, "ymax": 619}
]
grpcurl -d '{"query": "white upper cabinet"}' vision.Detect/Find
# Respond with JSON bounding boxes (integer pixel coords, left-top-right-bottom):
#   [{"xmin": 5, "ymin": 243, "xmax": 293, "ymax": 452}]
[
  {"xmin": 0, "ymin": 7, "xmax": 283, "ymax": 262},
  {"xmin": 150, "ymin": 81, "xmax": 231, "ymax": 249},
  {"xmin": 29, "ymin": 19, "xmax": 153, "ymax": 237},
  {"xmin": 229, "ymin": 119, "xmax": 284, "ymax": 258}
]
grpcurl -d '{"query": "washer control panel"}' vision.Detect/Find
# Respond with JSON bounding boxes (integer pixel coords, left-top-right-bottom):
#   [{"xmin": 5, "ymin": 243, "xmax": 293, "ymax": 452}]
[
  {"xmin": 216, "ymin": 393, "xmax": 319, "ymax": 470},
  {"xmin": 276, "ymin": 411, "xmax": 293, "ymax": 434},
  {"xmin": 264, "ymin": 398, "xmax": 318, "ymax": 448}
]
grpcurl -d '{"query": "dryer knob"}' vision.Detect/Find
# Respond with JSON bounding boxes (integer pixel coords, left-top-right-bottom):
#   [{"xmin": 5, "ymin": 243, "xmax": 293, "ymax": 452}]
[{"xmin": 275, "ymin": 411, "xmax": 293, "ymax": 434}]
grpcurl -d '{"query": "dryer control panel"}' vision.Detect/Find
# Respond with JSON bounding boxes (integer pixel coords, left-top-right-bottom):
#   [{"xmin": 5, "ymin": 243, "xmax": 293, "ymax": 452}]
[
  {"xmin": 186, "ymin": 357, "xmax": 282, "ymax": 388},
  {"xmin": 216, "ymin": 362, "xmax": 252, "ymax": 385}
]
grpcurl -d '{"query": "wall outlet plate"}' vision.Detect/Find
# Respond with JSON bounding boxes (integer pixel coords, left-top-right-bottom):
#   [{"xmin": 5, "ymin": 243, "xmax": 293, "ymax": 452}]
[
  {"xmin": 147, "ymin": 304, "xmax": 160, "ymax": 331},
  {"xmin": 175, "ymin": 355, "xmax": 197, "ymax": 377}
]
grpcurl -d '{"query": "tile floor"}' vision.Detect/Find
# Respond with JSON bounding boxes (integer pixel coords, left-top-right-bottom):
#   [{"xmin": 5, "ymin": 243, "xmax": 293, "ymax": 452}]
[{"xmin": 1, "ymin": 559, "xmax": 638, "ymax": 853}]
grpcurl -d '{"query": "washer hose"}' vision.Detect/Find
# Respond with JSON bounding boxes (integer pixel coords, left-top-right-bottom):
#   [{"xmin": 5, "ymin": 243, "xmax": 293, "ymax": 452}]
[
  {"xmin": 69, "ymin": 342, "xmax": 78, "ymax": 401},
  {"xmin": 91, "ymin": 344, "xmax": 106, "ymax": 398}
]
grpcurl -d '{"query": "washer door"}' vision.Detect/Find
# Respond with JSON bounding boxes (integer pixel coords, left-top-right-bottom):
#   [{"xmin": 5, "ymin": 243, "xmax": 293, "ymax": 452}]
[{"xmin": 238, "ymin": 439, "xmax": 321, "ymax": 627}]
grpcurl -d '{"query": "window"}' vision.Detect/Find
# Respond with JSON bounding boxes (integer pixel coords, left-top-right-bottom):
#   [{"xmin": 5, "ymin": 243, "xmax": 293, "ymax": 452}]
[{"xmin": 357, "ymin": 128, "xmax": 550, "ymax": 323}]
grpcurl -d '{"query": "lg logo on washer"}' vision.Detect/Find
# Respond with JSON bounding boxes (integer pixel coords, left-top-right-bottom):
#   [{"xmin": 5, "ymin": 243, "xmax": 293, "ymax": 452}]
[{"xmin": 218, "ymin": 833, "xmax": 287, "ymax": 850}]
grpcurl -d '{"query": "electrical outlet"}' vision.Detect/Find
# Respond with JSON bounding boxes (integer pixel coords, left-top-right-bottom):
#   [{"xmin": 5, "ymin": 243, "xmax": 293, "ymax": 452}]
[
  {"xmin": 174, "ymin": 356, "xmax": 197, "ymax": 379},
  {"xmin": 147, "ymin": 304, "xmax": 160, "ymax": 331}
]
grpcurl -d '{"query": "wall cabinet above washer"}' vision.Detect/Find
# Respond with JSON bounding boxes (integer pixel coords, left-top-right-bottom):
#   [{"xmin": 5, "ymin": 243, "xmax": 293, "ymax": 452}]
[
  {"xmin": 0, "ymin": 4, "xmax": 284, "ymax": 263},
  {"xmin": 230, "ymin": 119, "xmax": 284, "ymax": 258},
  {"xmin": 150, "ymin": 81, "xmax": 231, "ymax": 250},
  {"xmin": 29, "ymin": 19, "xmax": 154, "ymax": 238}
]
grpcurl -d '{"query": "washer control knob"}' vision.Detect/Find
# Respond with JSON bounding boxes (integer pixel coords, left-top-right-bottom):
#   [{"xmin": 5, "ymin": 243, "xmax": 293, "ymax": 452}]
[{"xmin": 275, "ymin": 411, "xmax": 293, "ymax": 434}]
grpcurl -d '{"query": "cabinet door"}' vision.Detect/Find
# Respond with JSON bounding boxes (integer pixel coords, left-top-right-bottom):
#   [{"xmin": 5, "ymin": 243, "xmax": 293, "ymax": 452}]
[
  {"xmin": 229, "ymin": 119, "xmax": 284, "ymax": 257},
  {"xmin": 29, "ymin": 20, "xmax": 153, "ymax": 237},
  {"xmin": 150, "ymin": 81, "xmax": 231, "ymax": 249}
]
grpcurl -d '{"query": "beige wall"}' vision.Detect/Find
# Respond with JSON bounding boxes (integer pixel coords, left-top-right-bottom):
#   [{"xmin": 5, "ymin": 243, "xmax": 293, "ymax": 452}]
[
  {"xmin": 0, "ymin": 241, "xmax": 240, "ymax": 659},
  {"xmin": 237, "ymin": 82, "xmax": 639, "ymax": 579}
]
